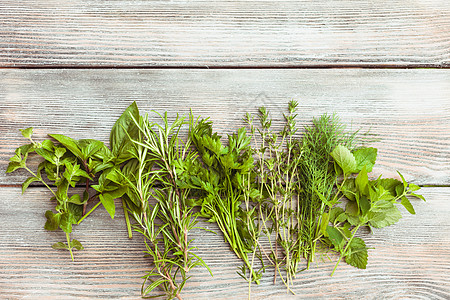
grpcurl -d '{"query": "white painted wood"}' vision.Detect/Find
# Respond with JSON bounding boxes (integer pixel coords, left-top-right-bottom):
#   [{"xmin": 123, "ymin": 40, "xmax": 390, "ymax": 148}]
[
  {"xmin": 0, "ymin": 187, "xmax": 447, "ymax": 299},
  {"xmin": 1, "ymin": 1, "xmax": 449, "ymax": 67}
]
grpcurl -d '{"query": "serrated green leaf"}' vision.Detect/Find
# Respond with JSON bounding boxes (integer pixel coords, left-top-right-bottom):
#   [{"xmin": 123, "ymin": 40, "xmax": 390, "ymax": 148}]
[
  {"xmin": 99, "ymin": 193, "xmax": 116, "ymax": 219},
  {"xmin": 376, "ymin": 178, "xmax": 402, "ymax": 197},
  {"xmin": 52, "ymin": 242, "xmax": 69, "ymax": 250},
  {"xmin": 6, "ymin": 161, "xmax": 22, "ymax": 173},
  {"xmin": 400, "ymin": 196, "xmax": 415, "ymax": 215},
  {"xmin": 20, "ymin": 127, "xmax": 33, "ymax": 139},
  {"xmin": 353, "ymin": 147, "xmax": 377, "ymax": 172},
  {"xmin": 59, "ymin": 212, "xmax": 75, "ymax": 233},
  {"xmin": 368, "ymin": 205, "xmax": 402, "ymax": 228},
  {"xmin": 345, "ymin": 237, "xmax": 368, "ymax": 269},
  {"xmin": 331, "ymin": 145, "xmax": 357, "ymax": 175},
  {"xmin": 44, "ymin": 210, "xmax": 61, "ymax": 231},
  {"xmin": 22, "ymin": 176, "xmax": 40, "ymax": 194}
]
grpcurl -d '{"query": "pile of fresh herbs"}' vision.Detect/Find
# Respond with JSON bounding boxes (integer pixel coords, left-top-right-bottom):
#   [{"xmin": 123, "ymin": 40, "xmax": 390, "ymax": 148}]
[{"xmin": 7, "ymin": 101, "xmax": 425, "ymax": 299}]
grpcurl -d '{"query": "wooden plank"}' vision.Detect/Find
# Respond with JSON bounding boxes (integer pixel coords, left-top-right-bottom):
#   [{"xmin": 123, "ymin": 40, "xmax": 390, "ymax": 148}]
[
  {"xmin": 0, "ymin": 186, "xmax": 448, "ymax": 299},
  {"xmin": 1, "ymin": 0, "xmax": 449, "ymax": 67},
  {"xmin": 1, "ymin": 69, "xmax": 449, "ymax": 186}
]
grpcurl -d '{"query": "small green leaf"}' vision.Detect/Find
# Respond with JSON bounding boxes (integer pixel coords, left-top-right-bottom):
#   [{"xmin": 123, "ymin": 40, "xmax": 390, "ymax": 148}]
[
  {"xmin": 408, "ymin": 183, "xmax": 420, "ymax": 192},
  {"xmin": 35, "ymin": 147, "xmax": 56, "ymax": 164},
  {"xmin": 71, "ymin": 239, "xmax": 84, "ymax": 251},
  {"xmin": 329, "ymin": 207, "xmax": 345, "ymax": 223},
  {"xmin": 410, "ymin": 192, "xmax": 426, "ymax": 202},
  {"xmin": 22, "ymin": 176, "xmax": 40, "ymax": 194},
  {"xmin": 330, "ymin": 145, "xmax": 357, "ymax": 175},
  {"xmin": 319, "ymin": 213, "xmax": 330, "ymax": 235},
  {"xmin": 397, "ymin": 171, "xmax": 408, "ymax": 188},
  {"xmin": 52, "ymin": 242, "xmax": 69, "ymax": 250},
  {"xmin": 54, "ymin": 147, "xmax": 66, "ymax": 158},
  {"xmin": 400, "ymin": 196, "xmax": 415, "ymax": 215},
  {"xmin": 345, "ymin": 237, "xmax": 368, "ymax": 269},
  {"xmin": 6, "ymin": 161, "xmax": 22, "ymax": 173},
  {"xmin": 68, "ymin": 194, "xmax": 85, "ymax": 205},
  {"xmin": 49, "ymin": 134, "xmax": 82, "ymax": 159},
  {"xmin": 78, "ymin": 139, "xmax": 104, "ymax": 161},
  {"xmin": 353, "ymin": 147, "xmax": 377, "ymax": 172},
  {"xmin": 20, "ymin": 127, "xmax": 33, "ymax": 139},
  {"xmin": 377, "ymin": 178, "xmax": 402, "ymax": 196}
]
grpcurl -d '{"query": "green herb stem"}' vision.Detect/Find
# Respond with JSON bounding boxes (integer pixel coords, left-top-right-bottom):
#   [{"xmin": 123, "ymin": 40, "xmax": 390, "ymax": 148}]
[
  {"xmin": 66, "ymin": 232, "xmax": 74, "ymax": 262},
  {"xmin": 77, "ymin": 200, "xmax": 101, "ymax": 225}
]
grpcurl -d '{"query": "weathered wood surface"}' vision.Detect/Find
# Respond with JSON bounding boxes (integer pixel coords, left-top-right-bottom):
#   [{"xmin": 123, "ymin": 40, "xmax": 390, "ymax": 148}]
[
  {"xmin": 0, "ymin": 187, "xmax": 448, "ymax": 299},
  {"xmin": 1, "ymin": 69, "xmax": 449, "ymax": 186},
  {"xmin": 1, "ymin": 0, "xmax": 449, "ymax": 67}
]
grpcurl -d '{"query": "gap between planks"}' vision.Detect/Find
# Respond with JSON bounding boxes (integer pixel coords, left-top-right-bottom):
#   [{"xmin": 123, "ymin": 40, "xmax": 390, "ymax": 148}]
[{"xmin": 1, "ymin": 63, "xmax": 449, "ymax": 69}]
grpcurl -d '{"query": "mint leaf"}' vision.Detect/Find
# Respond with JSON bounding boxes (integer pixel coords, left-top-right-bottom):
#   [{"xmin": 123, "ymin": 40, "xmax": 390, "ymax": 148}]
[
  {"xmin": 331, "ymin": 145, "xmax": 357, "ymax": 175},
  {"xmin": 44, "ymin": 210, "xmax": 61, "ymax": 231},
  {"xmin": 71, "ymin": 239, "xmax": 84, "ymax": 251},
  {"xmin": 408, "ymin": 183, "xmax": 420, "ymax": 192},
  {"xmin": 345, "ymin": 237, "xmax": 368, "ymax": 269},
  {"xmin": 52, "ymin": 242, "xmax": 69, "ymax": 250},
  {"xmin": 368, "ymin": 205, "xmax": 402, "ymax": 228},
  {"xmin": 20, "ymin": 127, "xmax": 33, "ymax": 139},
  {"xmin": 22, "ymin": 176, "xmax": 40, "ymax": 194},
  {"xmin": 376, "ymin": 178, "xmax": 402, "ymax": 196},
  {"xmin": 353, "ymin": 147, "xmax": 377, "ymax": 172}
]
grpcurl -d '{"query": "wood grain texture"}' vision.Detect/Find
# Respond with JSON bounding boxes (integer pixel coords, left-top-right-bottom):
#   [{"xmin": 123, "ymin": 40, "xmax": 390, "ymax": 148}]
[
  {"xmin": 1, "ymin": 69, "xmax": 449, "ymax": 186},
  {"xmin": 0, "ymin": 186, "xmax": 448, "ymax": 299},
  {"xmin": 1, "ymin": 0, "xmax": 449, "ymax": 67}
]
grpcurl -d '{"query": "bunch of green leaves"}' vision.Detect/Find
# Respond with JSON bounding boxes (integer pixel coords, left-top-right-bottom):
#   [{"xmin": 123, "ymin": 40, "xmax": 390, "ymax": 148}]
[
  {"xmin": 188, "ymin": 115, "xmax": 263, "ymax": 285},
  {"xmin": 293, "ymin": 113, "xmax": 358, "ymax": 271},
  {"xmin": 6, "ymin": 128, "xmax": 107, "ymax": 260},
  {"xmin": 323, "ymin": 144, "xmax": 426, "ymax": 275},
  {"xmin": 117, "ymin": 111, "xmax": 211, "ymax": 299},
  {"xmin": 6, "ymin": 102, "xmax": 141, "ymax": 260},
  {"xmin": 245, "ymin": 101, "xmax": 303, "ymax": 292}
]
